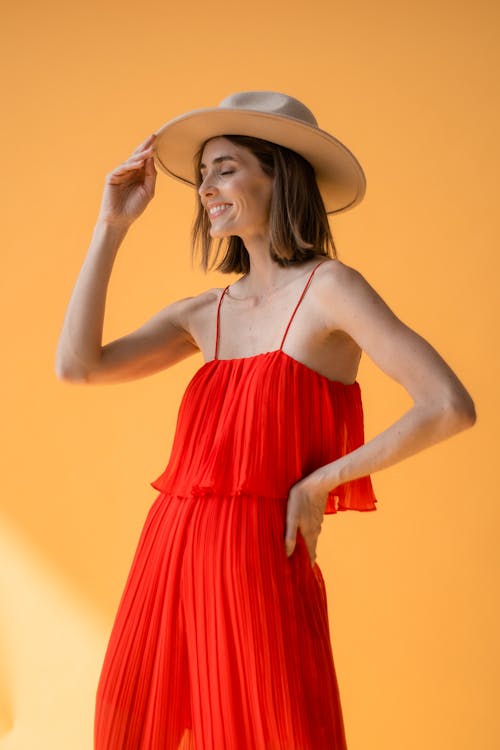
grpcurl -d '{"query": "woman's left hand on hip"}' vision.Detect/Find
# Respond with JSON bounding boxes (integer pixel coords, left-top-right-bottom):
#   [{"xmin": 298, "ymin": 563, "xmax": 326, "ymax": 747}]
[{"xmin": 284, "ymin": 474, "xmax": 329, "ymax": 566}]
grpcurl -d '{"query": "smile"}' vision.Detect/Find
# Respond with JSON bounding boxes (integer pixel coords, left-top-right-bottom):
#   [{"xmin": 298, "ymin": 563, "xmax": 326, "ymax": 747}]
[{"xmin": 208, "ymin": 204, "xmax": 232, "ymax": 218}]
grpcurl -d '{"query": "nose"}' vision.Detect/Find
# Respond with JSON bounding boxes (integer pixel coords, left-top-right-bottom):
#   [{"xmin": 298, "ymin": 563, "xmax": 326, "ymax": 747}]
[{"xmin": 198, "ymin": 174, "xmax": 217, "ymax": 201}]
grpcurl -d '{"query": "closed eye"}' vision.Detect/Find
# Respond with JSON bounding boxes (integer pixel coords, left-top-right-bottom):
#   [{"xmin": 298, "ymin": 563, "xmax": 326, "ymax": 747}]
[{"xmin": 198, "ymin": 169, "xmax": 235, "ymax": 184}]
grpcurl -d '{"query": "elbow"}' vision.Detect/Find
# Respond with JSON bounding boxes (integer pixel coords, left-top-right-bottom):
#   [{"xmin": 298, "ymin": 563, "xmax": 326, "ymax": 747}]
[
  {"xmin": 443, "ymin": 391, "xmax": 477, "ymax": 433},
  {"xmin": 460, "ymin": 397, "xmax": 477, "ymax": 428},
  {"xmin": 54, "ymin": 361, "xmax": 89, "ymax": 384}
]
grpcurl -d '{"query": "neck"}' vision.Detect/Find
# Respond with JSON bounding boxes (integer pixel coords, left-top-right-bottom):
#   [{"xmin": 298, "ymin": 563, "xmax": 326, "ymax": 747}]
[{"xmin": 236, "ymin": 234, "xmax": 299, "ymax": 298}]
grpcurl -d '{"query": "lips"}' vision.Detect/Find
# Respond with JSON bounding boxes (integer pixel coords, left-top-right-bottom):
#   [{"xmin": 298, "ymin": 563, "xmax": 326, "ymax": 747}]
[{"xmin": 208, "ymin": 203, "xmax": 232, "ymax": 220}]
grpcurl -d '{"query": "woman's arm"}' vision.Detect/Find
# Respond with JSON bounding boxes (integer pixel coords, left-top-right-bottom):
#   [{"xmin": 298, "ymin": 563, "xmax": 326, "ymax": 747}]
[
  {"xmin": 55, "ymin": 133, "xmax": 199, "ymax": 385},
  {"xmin": 285, "ymin": 260, "xmax": 476, "ymax": 563},
  {"xmin": 311, "ymin": 261, "xmax": 476, "ymax": 491}
]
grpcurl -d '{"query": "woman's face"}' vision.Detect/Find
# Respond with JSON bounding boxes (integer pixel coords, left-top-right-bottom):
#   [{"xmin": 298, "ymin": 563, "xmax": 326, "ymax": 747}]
[{"xmin": 198, "ymin": 137, "xmax": 274, "ymax": 241}]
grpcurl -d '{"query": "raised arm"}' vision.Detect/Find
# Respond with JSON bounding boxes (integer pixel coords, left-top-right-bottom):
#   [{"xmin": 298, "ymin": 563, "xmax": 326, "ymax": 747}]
[{"xmin": 55, "ymin": 134, "xmax": 199, "ymax": 385}]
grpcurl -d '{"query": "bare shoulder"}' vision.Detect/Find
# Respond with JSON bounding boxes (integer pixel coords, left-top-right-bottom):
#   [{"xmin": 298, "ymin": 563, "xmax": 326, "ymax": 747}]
[
  {"xmin": 312, "ymin": 257, "xmax": 389, "ymax": 332},
  {"xmin": 177, "ymin": 286, "xmax": 222, "ymax": 320},
  {"xmin": 169, "ymin": 285, "xmax": 224, "ymax": 345},
  {"xmin": 315, "ymin": 257, "xmax": 371, "ymax": 293},
  {"xmin": 135, "ymin": 287, "xmax": 222, "ymax": 353}
]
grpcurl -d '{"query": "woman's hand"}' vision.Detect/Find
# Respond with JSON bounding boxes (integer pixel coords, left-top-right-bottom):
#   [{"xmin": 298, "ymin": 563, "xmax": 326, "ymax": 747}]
[
  {"xmin": 284, "ymin": 471, "xmax": 332, "ymax": 566},
  {"xmin": 97, "ymin": 133, "xmax": 158, "ymax": 228}
]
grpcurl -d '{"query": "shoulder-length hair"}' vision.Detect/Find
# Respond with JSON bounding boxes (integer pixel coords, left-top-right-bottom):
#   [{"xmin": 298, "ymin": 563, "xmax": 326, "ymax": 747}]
[{"xmin": 191, "ymin": 135, "xmax": 337, "ymax": 274}]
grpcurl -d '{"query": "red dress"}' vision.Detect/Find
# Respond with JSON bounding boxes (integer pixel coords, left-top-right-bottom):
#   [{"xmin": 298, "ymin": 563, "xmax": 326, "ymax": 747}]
[{"xmin": 94, "ymin": 260, "xmax": 377, "ymax": 749}]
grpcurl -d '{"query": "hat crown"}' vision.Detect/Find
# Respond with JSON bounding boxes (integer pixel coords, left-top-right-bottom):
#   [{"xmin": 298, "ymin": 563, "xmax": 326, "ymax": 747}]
[{"xmin": 217, "ymin": 91, "xmax": 319, "ymax": 128}]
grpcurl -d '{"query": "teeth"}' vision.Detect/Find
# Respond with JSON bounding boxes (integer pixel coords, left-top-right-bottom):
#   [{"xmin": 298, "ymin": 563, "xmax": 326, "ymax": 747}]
[{"xmin": 209, "ymin": 204, "xmax": 230, "ymax": 216}]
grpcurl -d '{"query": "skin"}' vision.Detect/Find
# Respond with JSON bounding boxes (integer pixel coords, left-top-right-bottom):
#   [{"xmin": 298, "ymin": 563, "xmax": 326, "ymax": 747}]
[{"xmin": 55, "ymin": 132, "xmax": 477, "ymax": 569}]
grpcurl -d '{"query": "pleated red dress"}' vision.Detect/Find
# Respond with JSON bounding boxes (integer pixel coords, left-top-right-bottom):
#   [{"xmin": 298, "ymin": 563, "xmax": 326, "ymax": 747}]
[{"xmin": 94, "ymin": 260, "xmax": 377, "ymax": 750}]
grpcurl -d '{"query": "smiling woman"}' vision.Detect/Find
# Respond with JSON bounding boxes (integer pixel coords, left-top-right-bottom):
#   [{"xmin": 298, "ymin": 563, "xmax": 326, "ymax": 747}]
[
  {"xmin": 192, "ymin": 134, "xmax": 337, "ymax": 273},
  {"xmin": 55, "ymin": 90, "xmax": 476, "ymax": 750}
]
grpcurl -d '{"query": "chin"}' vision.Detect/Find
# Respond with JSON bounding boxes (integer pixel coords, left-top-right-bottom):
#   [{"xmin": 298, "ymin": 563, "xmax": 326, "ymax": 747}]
[{"xmin": 209, "ymin": 228, "xmax": 233, "ymax": 239}]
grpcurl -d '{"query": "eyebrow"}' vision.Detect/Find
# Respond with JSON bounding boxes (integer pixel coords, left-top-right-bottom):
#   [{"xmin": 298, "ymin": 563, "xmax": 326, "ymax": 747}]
[{"xmin": 199, "ymin": 155, "xmax": 238, "ymax": 170}]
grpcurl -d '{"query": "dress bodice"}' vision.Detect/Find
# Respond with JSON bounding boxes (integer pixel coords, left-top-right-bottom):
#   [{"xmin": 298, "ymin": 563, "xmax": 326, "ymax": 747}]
[{"xmin": 151, "ymin": 261, "xmax": 377, "ymax": 515}]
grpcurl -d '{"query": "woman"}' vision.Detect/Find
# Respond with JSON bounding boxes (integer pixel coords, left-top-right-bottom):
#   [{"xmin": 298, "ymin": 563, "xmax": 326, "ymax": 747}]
[{"xmin": 55, "ymin": 91, "xmax": 476, "ymax": 750}]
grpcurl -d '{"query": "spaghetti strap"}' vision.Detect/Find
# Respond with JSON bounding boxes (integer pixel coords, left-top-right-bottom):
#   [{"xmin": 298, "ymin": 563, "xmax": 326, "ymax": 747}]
[
  {"xmin": 214, "ymin": 285, "xmax": 230, "ymax": 360},
  {"xmin": 215, "ymin": 260, "xmax": 326, "ymax": 359},
  {"xmin": 279, "ymin": 260, "xmax": 325, "ymax": 350}
]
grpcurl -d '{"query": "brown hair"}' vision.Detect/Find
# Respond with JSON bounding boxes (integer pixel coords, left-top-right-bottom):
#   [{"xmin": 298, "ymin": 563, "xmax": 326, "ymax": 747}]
[{"xmin": 191, "ymin": 135, "xmax": 337, "ymax": 274}]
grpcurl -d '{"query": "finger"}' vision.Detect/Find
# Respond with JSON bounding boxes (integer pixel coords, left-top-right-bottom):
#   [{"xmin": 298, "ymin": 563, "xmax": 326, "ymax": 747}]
[
  {"xmin": 112, "ymin": 155, "xmax": 150, "ymax": 175},
  {"xmin": 284, "ymin": 515, "xmax": 299, "ymax": 557},
  {"xmin": 132, "ymin": 133, "xmax": 157, "ymax": 155},
  {"xmin": 127, "ymin": 145, "xmax": 155, "ymax": 163},
  {"xmin": 145, "ymin": 155, "xmax": 156, "ymax": 173},
  {"xmin": 305, "ymin": 539, "xmax": 317, "ymax": 567},
  {"xmin": 143, "ymin": 156, "xmax": 157, "ymax": 189},
  {"xmin": 112, "ymin": 144, "xmax": 155, "ymax": 175},
  {"xmin": 106, "ymin": 163, "xmax": 146, "ymax": 185}
]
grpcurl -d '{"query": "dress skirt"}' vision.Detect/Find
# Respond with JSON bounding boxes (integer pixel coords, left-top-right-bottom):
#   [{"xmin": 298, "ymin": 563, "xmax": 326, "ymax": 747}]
[{"xmin": 94, "ymin": 490, "xmax": 348, "ymax": 750}]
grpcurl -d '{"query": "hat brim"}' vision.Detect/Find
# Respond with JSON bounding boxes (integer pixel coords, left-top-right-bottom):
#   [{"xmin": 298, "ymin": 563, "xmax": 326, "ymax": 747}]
[{"xmin": 153, "ymin": 107, "xmax": 366, "ymax": 215}]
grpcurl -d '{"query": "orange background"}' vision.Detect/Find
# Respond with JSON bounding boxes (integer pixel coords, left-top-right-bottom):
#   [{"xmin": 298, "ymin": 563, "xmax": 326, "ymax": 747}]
[{"xmin": 1, "ymin": 0, "xmax": 499, "ymax": 748}]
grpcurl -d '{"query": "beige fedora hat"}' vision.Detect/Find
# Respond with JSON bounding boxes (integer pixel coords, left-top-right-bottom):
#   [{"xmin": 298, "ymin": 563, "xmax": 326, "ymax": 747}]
[{"xmin": 153, "ymin": 91, "xmax": 366, "ymax": 215}]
